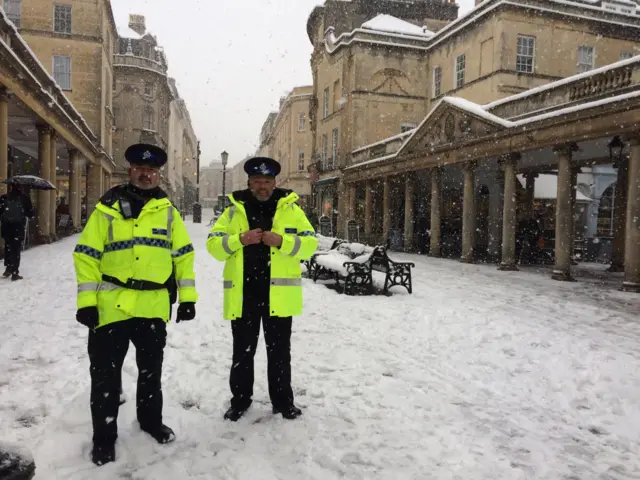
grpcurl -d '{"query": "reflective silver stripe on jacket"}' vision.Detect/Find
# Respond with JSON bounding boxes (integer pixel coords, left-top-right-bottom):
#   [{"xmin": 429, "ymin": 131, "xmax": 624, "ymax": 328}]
[
  {"xmin": 228, "ymin": 206, "xmax": 236, "ymax": 221},
  {"xmin": 167, "ymin": 207, "xmax": 174, "ymax": 242},
  {"xmin": 98, "ymin": 282, "xmax": 120, "ymax": 292},
  {"xmin": 177, "ymin": 279, "xmax": 196, "ymax": 288},
  {"xmin": 270, "ymin": 278, "xmax": 302, "ymax": 287},
  {"xmin": 222, "ymin": 235, "xmax": 234, "ymax": 255},
  {"xmin": 298, "ymin": 230, "xmax": 316, "ymax": 237},
  {"xmin": 77, "ymin": 282, "xmax": 99, "ymax": 293},
  {"xmin": 288, "ymin": 236, "xmax": 302, "ymax": 257},
  {"xmin": 223, "ymin": 280, "xmax": 233, "ymax": 289},
  {"xmin": 104, "ymin": 214, "xmax": 114, "ymax": 242}
]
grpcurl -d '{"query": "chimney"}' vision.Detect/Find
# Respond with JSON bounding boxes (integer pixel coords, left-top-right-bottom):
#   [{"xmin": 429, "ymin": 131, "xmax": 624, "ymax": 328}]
[{"xmin": 128, "ymin": 14, "xmax": 146, "ymax": 36}]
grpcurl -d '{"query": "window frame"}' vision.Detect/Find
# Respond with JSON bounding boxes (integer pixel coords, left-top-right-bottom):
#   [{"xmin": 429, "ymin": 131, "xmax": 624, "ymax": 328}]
[
  {"xmin": 454, "ymin": 54, "xmax": 465, "ymax": 89},
  {"xmin": 297, "ymin": 149, "xmax": 305, "ymax": 171},
  {"xmin": 142, "ymin": 106, "xmax": 155, "ymax": 131},
  {"xmin": 577, "ymin": 45, "xmax": 595, "ymax": 73},
  {"xmin": 4, "ymin": 0, "xmax": 21, "ymax": 27},
  {"xmin": 323, "ymin": 87, "xmax": 329, "ymax": 119},
  {"xmin": 331, "ymin": 128, "xmax": 339, "ymax": 169},
  {"xmin": 620, "ymin": 51, "xmax": 634, "ymax": 60},
  {"xmin": 53, "ymin": 3, "xmax": 72, "ymax": 35},
  {"xmin": 298, "ymin": 112, "xmax": 306, "ymax": 131},
  {"xmin": 321, "ymin": 134, "xmax": 328, "ymax": 168},
  {"xmin": 52, "ymin": 55, "xmax": 72, "ymax": 90},
  {"xmin": 433, "ymin": 66, "xmax": 442, "ymax": 97},
  {"xmin": 516, "ymin": 35, "xmax": 536, "ymax": 73}
]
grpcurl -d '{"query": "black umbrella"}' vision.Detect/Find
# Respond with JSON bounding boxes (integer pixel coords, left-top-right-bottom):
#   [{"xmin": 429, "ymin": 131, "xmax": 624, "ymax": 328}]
[{"xmin": 2, "ymin": 175, "xmax": 56, "ymax": 190}]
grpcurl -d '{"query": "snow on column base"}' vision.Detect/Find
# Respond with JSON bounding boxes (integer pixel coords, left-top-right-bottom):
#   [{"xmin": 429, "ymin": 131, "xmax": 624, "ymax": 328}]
[
  {"xmin": 621, "ymin": 281, "xmax": 640, "ymax": 293},
  {"xmin": 0, "ymin": 443, "xmax": 36, "ymax": 480},
  {"xmin": 498, "ymin": 262, "xmax": 519, "ymax": 271},
  {"xmin": 551, "ymin": 269, "xmax": 575, "ymax": 282}
]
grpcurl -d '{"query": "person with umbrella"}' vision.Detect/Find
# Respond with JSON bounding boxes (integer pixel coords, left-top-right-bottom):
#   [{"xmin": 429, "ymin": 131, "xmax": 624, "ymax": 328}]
[{"xmin": 0, "ymin": 183, "xmax": 34, "ymax": 281}]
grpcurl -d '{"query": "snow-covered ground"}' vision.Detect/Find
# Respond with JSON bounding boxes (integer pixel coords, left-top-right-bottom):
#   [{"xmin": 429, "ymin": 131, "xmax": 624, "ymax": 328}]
[{"xmin": 1, "ymin": 220, "xmax": 640, "ymax": 479}]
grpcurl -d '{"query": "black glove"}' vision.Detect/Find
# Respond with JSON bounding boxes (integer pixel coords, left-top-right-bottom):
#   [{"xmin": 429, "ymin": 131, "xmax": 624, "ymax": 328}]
[
  {"xmin": 176, "ymin": 303, "xmax": 196, "ymax": 323},
  {"xmin": 76, "ymin": 306, "xmax": 99, "ymax": 329}
]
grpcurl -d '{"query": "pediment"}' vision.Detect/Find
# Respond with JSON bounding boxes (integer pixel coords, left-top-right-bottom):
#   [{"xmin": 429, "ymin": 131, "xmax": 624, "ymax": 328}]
[{"xmin": 400, "ymin": 98, "xmax": 510, "ymax": 156}]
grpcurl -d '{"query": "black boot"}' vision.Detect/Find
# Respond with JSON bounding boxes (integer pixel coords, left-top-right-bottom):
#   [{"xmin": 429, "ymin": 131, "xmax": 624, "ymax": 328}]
[
  {"xmin": 140, "ymin": 424, "xmax": 175, "ymax": 444},
  {"xmin": 91, "ymin": 442, "xmax": 115, "ymax": 466},
  {"xmin": 2, "ymin": 268, "xmax": 10, "ymax": 277},
  {"xmin": 223, "ymin": 405, "xmax": 249, "ymax": 422},
  {"xmin": 11, "ymin": 273, "xmax": 22, "ymax": 282},
  {"xmin": 273, "ymin": 405, "xmax": 302, "ymax": 420}
]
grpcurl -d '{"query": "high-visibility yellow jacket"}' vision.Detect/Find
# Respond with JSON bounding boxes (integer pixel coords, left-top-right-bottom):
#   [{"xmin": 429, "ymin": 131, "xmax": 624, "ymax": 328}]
[
  {"xmin": 72, "ymin": 191, "xmax": 197, "ymax": 328},
  {"xmin": 207, "ymin": 190, "xmax": 317, "ymax": 320}
]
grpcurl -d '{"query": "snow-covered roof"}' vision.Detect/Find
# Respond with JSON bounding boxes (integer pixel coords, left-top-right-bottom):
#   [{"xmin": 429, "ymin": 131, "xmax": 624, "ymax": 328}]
[
  {"xmin": 361, "ymin": 14, "xmax": 434, "ymax": 37},
  {"xmin": 517, "ymin": 174, "xmax": 593, "ymax": 201}
]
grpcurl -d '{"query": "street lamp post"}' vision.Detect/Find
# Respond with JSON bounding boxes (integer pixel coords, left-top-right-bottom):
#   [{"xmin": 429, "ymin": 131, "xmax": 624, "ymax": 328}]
[
  {"xmin": 221, "ymin": 150, "xmax": 228, "ymax": 209},
  {"xmin": 193, "ymin": 141, "xmax": 202, "ymax": 223}
]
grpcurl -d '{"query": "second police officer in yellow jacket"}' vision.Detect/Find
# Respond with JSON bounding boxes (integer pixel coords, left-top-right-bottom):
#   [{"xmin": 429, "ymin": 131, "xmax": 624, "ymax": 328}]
[
  {"xmin": 72, "ymin": 144, "xmax": 198, "ymax": 466},
  {"xmin": 207, "ymin": 157, "xmax": 318, "ymax": 422}
]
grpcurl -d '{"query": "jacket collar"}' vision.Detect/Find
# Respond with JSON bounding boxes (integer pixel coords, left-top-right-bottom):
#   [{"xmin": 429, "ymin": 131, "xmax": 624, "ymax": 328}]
[
  {"xmin": 96, "ymin": 196, "xmax": 172, "ymax": 218},
  {"xmin": 229, "ymin": 188, "xmax": 299, "ymax": 211}
]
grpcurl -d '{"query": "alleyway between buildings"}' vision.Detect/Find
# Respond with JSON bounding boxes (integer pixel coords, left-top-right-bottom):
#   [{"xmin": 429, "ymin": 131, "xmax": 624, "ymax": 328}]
[{"xmin": 1, "ymin": 220, "xmax": 640, "ymax": 479}]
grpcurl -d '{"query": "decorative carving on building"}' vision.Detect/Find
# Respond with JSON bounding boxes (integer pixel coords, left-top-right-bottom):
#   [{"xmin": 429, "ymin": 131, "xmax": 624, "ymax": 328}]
[{"xmin": 371, "ymin": 68, "xmax": 411, "ymax": 95}]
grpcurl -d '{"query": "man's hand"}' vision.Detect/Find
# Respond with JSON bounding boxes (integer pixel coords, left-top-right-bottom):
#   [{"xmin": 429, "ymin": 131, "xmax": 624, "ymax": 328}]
[
  {"xmin": 261, "ymin": 231, "xmax": 283, "ymax": 247},
  {"xmin": 176, "ymin": 302, "xmax": 196, "ymax": 323},
  {"xmin": 240, "ymin": 228, "xmax": 263, "ymax": 246},
  {"xmin": 76, "ymin": 306, "xmax": 99, "ymax": 329}
]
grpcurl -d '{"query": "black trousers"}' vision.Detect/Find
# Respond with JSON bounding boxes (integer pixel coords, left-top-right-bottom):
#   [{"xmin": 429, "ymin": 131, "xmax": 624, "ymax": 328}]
[
  {"xmin": 230, "ymin": 308, "xmax": 294, "ymax": 411},
  {"xmin": 2, "ymin": 224, "xmax": 24, "ymax": 274},
  {"xmin": 88, "ymin": 318, "xmax": 167, "ymax": 445}
]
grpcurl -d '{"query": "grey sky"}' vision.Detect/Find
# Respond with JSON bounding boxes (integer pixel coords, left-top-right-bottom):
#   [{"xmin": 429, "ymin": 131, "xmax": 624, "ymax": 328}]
[{"xmin": 111, "ymin": 0, "xmax": 475, "ymax": 167}]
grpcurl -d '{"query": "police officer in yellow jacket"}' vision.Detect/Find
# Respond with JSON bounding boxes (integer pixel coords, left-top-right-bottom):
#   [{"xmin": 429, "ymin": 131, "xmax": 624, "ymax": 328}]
[
  {"xmin": 207, "ymin": 157, "xmax": 317, "ymax": 421},
  {"xmin": 72, "ymin": 144, "xmax": 198, "ymax": 466}
]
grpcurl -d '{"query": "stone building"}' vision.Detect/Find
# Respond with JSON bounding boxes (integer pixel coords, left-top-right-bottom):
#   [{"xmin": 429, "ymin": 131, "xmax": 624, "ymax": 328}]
[
  {"xmin": 112, "ymin": 15, "xmax": 174, "ymax": 195},
  {"xmin": 0, "ymin": 0, "xmax": 117, "ymax": 243},
  {"xmin": 307, "ymin": 0, "xmax": 639, "ymax": 234},
  {"xmin": 168, "ymin": 77, "xmax": 198, "ymax": 212},
  {"xmin": 199, "ymin": 159, "xmax": 232, "ymax": 209},
  {"xmin": 256, "ymin": 87, "xmax": 314, "ymax": 207}
]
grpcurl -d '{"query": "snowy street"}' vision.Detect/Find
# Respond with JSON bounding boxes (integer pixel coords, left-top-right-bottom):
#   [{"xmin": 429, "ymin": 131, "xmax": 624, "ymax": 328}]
[{"xmin": 2, "ymin": 220, "xmax": 640, "ymax": 479}]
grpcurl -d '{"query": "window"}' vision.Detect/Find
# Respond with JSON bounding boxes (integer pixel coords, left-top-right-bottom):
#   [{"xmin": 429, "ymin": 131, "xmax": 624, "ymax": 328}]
[
  {"xmin": 53, "ymin": 55, "xmax": 71, "ymax": 90},
  {"xmin": 143, "ymin": 107, "xmax": 154, "ymax": 130},
  {"xmin": 333, "ymin": 79, "xmax": 341, "ymax": 110},
  {"xmin": 433, "ymin": 66, "xmax": 442, "ymax": 97},
  {"xmin": 621, "ymin": 51, "xmax": 634, "ymax": 60},
  {"xmin": 577, "ymin": 46, "xmax": 594, "ymax": 73},
  {"xmin": 323, "ymin": 87, "xmax": 329, "ymax": 119},
  {"xmin": 331, "ymin": 128, "xmax": 339, "ymax": 169},
  {"xmin": 455, "ymin": 54, "xmax": 465, "ymax": 89},
  {"xmin": 401, "ymin": 123, "xmax": 416, "ymax": 133},
  {"xmin": 298, "ymin": 112, "xmax": 306, "ymax": 131},
  {"xmin": 144, "ymin": 83, "xmax": 153, "ymax": 97},
  {"xmin": 4, "ymin": 0, "xmax": 21, "ymax": 27},
  {"xmin": 54, "ymin": 4, "xmax": 72, "ymax": 34},
  {"xmin": 321, "ymin": 134, "xmax": 328, "ymax": 168},
  {"xmin": 516, "ymin": 35, "xmax": 535, "ymax": 73},
  {"xmin": 297, "ymin": 149, "xmax": 305, "ymax": 171}
]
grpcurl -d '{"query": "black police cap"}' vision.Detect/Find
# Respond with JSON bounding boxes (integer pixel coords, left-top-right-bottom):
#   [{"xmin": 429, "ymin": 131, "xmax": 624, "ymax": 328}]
[
  {"xmin": 124, "ymin": 143, "xmax": 167, "ymax": 168},
  {"xmin": 244, "ymin": 157, "xmax": 281, "ymax": 177}
]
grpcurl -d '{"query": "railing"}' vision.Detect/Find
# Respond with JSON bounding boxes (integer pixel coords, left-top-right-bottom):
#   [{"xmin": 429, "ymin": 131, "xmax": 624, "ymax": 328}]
[
  {"xmin": 350, "ymin": 132, "xmax": 411, "ymax": 166},
  {"xmin": 114, "ymin": 54, "xmax": 166, "ymax": 75},
  {"xmin": 487, "ymin": 57, "xmax": 640, "ymax": 120}
]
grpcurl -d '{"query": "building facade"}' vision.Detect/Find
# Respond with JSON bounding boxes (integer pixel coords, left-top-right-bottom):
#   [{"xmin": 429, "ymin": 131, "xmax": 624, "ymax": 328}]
[
  {"xmin": 199, "ymin": 159, "xmax": 232, "ymax": 209},
  {"xmin": 307, "ymin": 0, "xmax": 640, "ymax": 237},
  {"xmin": 0, "ymin": 7, "xmax": 116, "ymax": 249},
  {"xmin": 255, "ymin": 87, "xmax": 313, "ymax": 207},
  {"xmin": 112, "ymin": 15, "xmax": 174, "ymax": 193}
]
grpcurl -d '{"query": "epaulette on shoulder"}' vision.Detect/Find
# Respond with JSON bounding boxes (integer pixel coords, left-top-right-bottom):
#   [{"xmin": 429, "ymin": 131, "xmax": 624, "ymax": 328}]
[{"xmin": 99, "ymin": 185, "xmax": 127, "ymax": 208}]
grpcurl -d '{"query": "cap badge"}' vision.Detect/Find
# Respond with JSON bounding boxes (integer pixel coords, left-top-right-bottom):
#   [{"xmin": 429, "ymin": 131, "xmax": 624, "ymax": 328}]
[{"xmin": 142, "ymin": 150, "xmax": 152, "ymax": 160}]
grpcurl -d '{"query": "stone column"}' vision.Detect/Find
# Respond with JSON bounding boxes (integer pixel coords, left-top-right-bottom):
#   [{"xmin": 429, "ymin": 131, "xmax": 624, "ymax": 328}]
[
  {"xmin": 487, "ymin": 173, "xmax": 504, "ymax": 262},
  {"xmin": 461, "ymin": 161, "xmax": 476, "ymax": 263},
  {"xmin": 49, "ymin": 131, "xmax": 57, "ymax": 240},
  {"xmin": 86, "ymin": 161, "xmax": 103, "ymax": 217},
  {"xmin": 622, "ymin": 137, "xmax": 640, "ymax": 292},
  {"xmin": 68, "ymin": 148, "xmax": 81, "ymax": 230},
  {"xmin": 552, "ymin": 143, "xmax": 578, "ymax": 281},
  {"xmin": 382, "ymin": 176, "xmax": 391, "ymax": 242},
  {"xmin": 430, "ymin": 167, "xmax": 442, "ymax": 257},
  {"xmin": 36, "ymin": 126, "xmax": 51, "ymax": 242},
  {"xmin": 499, "ymin": 153, "xmax": 520, "ymax": 271},
  {"xmin": 524, "ymin": 172, "xmax": 538, "ymax": 219},
  {"xmin": 0, "ymin": 88, "xmax": 8, "ymax": 196},
  {"xmin": 609, "ymin": 158, "xmax": 628, "ymax": 272},
  {"xmin": 404, "ymin": 175, "xmax": 415, "ymax": 252},
  {"xmin": 364, "ymin": 179, "xmax": 373, "ymax": 238}
]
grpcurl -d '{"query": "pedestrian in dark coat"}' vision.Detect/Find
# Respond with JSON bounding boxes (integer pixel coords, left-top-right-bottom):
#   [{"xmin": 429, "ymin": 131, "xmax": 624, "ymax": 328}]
[{"xmin": 0, "ymin": 184, "xmax": 34, "ymax": 281}]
